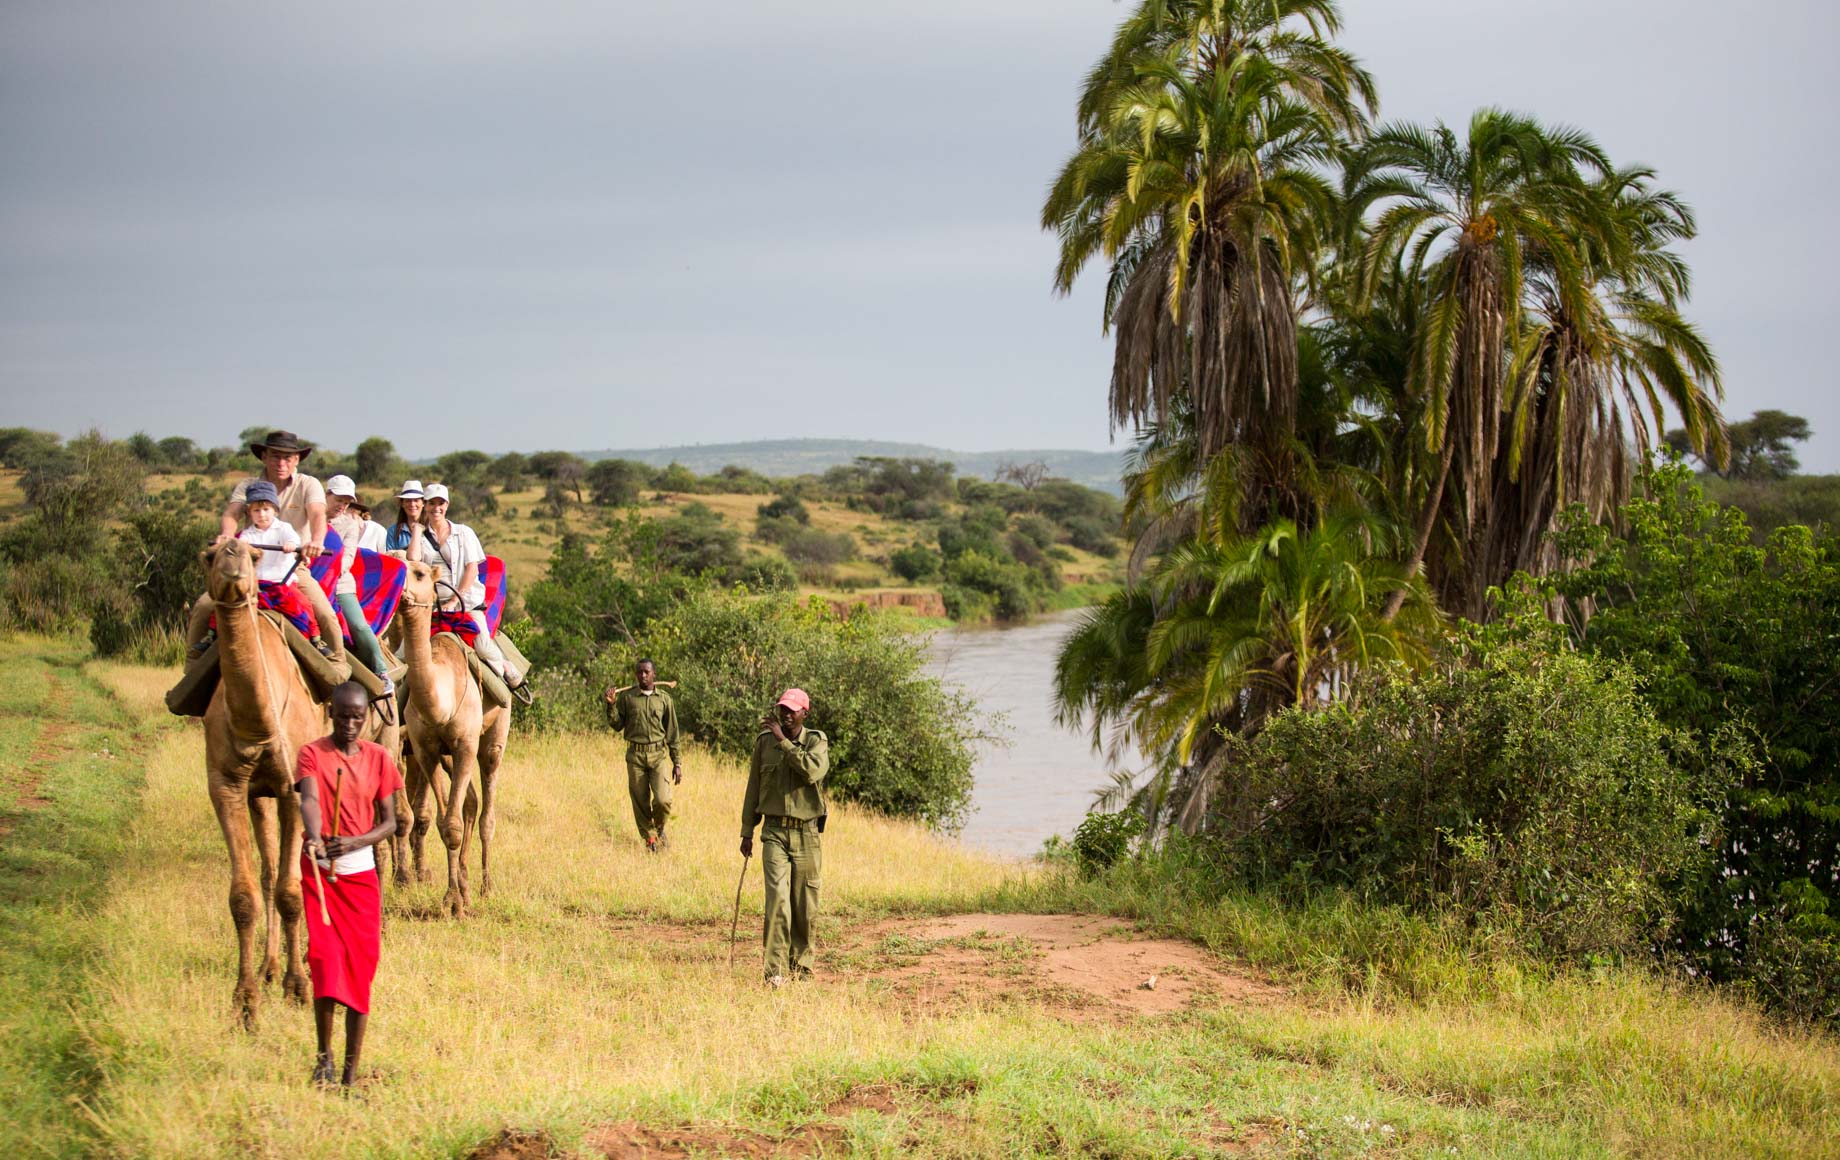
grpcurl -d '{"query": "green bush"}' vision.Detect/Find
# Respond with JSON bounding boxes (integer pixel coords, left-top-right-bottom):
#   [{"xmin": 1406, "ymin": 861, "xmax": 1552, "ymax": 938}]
[
  {"xmin": 1212, "ymin": 624, "xmax": 1725, "ymax": 961},
  {"xmin": 1552, "ymin": 464, "xmax": 1840, "ymax": 1023},
  {"xmin": 1063, "ymin": 515, "xmax": 1120, "ymax": 557},
  {"xmin": 1072, "ymin": 808, "xmax": 1144, "ymax": 878},
  {"xmin": 780, "ymin": 527, "xmax": 856, "ymax": 566},
  {"xmin": 889, "ymin": 544, "xmax": 941, "ymax": 582},
  {"xmin": 586, "ymin": 590, "xmax": 988, "ymax": 828}
]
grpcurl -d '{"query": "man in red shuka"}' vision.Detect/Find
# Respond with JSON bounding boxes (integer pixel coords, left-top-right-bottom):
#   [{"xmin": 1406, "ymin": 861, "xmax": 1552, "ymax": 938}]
[{"xmin": 298, "ymin": 681, "xmax": 401, "ymax": 1087}]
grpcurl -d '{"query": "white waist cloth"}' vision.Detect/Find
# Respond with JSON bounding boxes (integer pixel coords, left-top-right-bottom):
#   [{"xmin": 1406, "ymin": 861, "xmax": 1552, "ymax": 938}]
[{"xmin": 316, "ymin": 845, "xmax": 375, "ymax": 877}]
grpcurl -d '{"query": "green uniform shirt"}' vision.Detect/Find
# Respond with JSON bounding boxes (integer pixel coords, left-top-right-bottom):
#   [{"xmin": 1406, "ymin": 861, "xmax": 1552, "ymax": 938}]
[
  {"xmin": 741, "ymin": 727, "xmax": 830, "ymax": 839},
  {"xmin": 607, "ymin": 687, "xmax": 681, "ymax": 763}
]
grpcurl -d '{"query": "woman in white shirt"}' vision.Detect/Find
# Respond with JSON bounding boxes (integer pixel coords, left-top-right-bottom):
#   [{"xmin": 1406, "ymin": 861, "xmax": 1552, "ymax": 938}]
[
  {"xmin": 325, "ymin": 475, "xmax": 394, "ymax": 694},
  {"xmin": 406, "ymin": 484, "xmax": 524, "ymax": 693}
]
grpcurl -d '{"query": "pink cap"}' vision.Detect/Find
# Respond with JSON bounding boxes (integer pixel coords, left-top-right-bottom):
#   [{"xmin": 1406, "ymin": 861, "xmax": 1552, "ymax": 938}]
[{"xmin": 775, "ymin": 688, "xmax": 810, "ymax": 713}]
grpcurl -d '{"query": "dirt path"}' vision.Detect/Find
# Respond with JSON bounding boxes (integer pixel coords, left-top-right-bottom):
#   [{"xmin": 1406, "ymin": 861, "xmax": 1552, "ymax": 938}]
[
  {"xmin": 0, "ymin": 673, "xmax": 68, "ymax": 846},
  {"xmin": 467, "ymin": 913, "xmax": 1284, "ymax": 1159}
]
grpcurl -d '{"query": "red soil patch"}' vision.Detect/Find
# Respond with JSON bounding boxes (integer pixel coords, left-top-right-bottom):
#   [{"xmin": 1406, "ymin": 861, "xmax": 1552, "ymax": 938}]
[
  {"xmin": 865, "ymin": 913, "xmax": 1281, "ymax": 1020},
  {"xmin": 467, "ymin": 1128, "xmax": 557, "ymax": 1160},
  {"xmin": 587, "ymin": 1120, "xmax": 844, "ymax": 1159}
]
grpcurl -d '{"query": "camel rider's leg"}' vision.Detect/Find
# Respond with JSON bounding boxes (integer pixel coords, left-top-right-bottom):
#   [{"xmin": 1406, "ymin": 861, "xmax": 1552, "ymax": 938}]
[
  {"xmin": 294, "ymin": 576, "xmax": 345, "ymax": 664},
  {"xmin": 186, "ymin": 593, "xmax": 217, "ymax": 655},
  {"xmin": 465, "ymin": 611, "xmax": 521, "ymax": 686},
  {"xmin": 336, "ymin": 592, "xmax": 389, "ymax": 681}
]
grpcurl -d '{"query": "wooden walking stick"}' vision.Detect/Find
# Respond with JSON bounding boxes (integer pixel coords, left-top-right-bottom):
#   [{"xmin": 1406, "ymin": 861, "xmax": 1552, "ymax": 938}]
[
  {"xmin": 307, "ymin": 845, "xmax": 332, "ymax": 926},
  {"xmin": 728, "ymin": 854, "xmax": 750, "ymax": 969},
  {"xmin": 326, "ymin": 766, "xmax": 346, "ymax": 883}
]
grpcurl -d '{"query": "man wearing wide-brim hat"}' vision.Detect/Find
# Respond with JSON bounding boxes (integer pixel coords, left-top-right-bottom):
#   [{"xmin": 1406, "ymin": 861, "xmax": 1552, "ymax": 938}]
[{"xmin": 186, "ymin": 429, "xmax": 345, "ymax": 663}]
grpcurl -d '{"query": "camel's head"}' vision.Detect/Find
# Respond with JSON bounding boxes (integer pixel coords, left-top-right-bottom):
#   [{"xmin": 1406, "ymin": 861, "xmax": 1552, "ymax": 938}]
[
  {"xmin": 400, "ymin": 559, "xmax": 436, "ymax": 611},
  {"xmin": 201, "ymin": 540, "xmax": 263, "ymax": 603}
]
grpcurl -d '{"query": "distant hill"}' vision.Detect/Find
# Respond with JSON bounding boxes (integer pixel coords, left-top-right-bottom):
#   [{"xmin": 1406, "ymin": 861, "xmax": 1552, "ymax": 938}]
[{"xmin": 578, "ymin": 438, "xmax": 1129, "ymax": 495}]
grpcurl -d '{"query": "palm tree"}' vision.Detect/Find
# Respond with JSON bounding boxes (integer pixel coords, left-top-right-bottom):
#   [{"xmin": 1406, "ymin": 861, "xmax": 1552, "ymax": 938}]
[
  {"xmin": 1467, "ymin": 166, "xmax": 1727, "ymax": 605},
  {"xmin": 1347, "ymin": 109, "xmax": 1612, "ymax": 615},
  {"xmin": 1056, "ymin": 503, "xmax": 1438, "ymax": 832},
  {"xmin": 1043, "ymin": 0, "xmax": 1375, "ymax": 503}
]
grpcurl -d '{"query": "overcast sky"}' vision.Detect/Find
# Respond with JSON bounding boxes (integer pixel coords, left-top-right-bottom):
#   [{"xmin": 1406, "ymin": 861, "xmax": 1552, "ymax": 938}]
[{"xmin": 2, "ymin": 1, "xmax": 1835, "ymax": 469}]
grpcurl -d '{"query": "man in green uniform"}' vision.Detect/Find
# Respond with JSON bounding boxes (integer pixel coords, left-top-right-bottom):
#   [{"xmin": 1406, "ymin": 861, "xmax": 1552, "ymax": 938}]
[
  {"xmin": 603, "ymin": 659, "xmax": 682, "ymax": 852},
  {"xmin": 739, "ymin": 687, "xmax": 829, "ymax": 988}
]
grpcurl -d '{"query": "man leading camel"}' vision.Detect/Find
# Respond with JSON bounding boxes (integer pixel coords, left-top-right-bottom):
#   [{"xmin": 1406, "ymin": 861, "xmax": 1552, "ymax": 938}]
[
  {"xmin": 188, "ymin": 429, "xmax": 344, "ymax": 664},
  {"xmin": 604, "ymin": 659, "xmax": 682, "ymax": 852},
  {"xmin": 739, "ymin": 688, "xmax": 828, "ymax": 988},
  {"xmin": 298, "ymin": 681, "xmax": 402, "ymax": 1086}
]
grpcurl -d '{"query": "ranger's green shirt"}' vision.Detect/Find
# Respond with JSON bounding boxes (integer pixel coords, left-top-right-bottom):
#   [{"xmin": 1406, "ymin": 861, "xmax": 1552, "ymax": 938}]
[
  {"xmin": 607, "ymin": 688, "xmax": 681, "ymax": 763},
  {"xmin": 740, "ymin": 727, "xmax": 830, "ymax": 839}
]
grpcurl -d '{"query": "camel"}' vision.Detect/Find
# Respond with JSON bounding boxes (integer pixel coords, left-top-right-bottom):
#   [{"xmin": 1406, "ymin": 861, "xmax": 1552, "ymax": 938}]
[
  {"xmin": 395, "ymin": 559, "xmax": 510, "ymax": 918},
  {"xmin": 199, "ymin": 539, "xmax": 321, "ymax": 1028}
]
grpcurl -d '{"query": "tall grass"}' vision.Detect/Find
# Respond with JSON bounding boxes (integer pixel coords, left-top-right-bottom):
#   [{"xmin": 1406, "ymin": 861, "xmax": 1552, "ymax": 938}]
[{"xmin": 0, "ymin": 640, "xmax": 1833, "ymax": 1158}]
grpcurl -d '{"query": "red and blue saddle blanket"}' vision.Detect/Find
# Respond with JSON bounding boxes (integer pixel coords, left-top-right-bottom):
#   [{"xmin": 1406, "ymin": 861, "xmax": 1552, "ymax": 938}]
[
  {"xmin": 428, "ymin": 556, "xmax": 507, "ymax": 643},
  {"xmin": 333, "ymin": 549, "xmax": 406, "ymax": 645},
  {"xmin": 256, "ymin": 580, "xmax": 317, "ymax": 638}
]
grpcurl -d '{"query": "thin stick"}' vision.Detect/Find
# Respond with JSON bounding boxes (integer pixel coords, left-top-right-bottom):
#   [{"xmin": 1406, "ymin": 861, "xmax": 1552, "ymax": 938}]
[
  {"xmin": 307, "ymin": 847, "xmax": 332, "ymax": 926},
  {"xmin": 327, "ymin": 767, "xmax": 345, "ymax": 882},
  {"xmin": 607, "ymin": 680, "xmax": 678, "ymax": 699},
  {"xmin": 728, "ymin": 855, "xmax": 750, "ymax": 969}
]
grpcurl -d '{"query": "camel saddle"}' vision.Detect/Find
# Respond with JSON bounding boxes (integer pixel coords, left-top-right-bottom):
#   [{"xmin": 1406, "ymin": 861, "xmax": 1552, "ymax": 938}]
[{"xmin": 164, "ymin": 610, "xmax": 358, "ymax": 718}]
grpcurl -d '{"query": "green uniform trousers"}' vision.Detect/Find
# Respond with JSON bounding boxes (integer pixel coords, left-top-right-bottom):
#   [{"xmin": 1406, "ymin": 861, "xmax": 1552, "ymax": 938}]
[
  {"xmin": 760, "ymin": 818, "xmax": 821, "ymax": 979},
  {"xmin": 626, "ymin": 743, "xmax": 674, "ymax": 840}
]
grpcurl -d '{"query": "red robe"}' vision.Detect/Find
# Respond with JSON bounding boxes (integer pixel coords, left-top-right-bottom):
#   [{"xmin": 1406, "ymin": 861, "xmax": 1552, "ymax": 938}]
[{"xmin": 296, "ymin": 737, "xmax": 402, "ymax": 1013}]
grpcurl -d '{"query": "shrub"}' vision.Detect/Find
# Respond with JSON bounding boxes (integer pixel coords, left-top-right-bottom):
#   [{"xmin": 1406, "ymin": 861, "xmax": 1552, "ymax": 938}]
[
  {"xmin": 889, "ymin": 544, "xmax": 941, "ymax": 582},
  {"xmin": 586, "ymin": 459, "xmax": 650, "ymax": 506},
  {"xmin": 654, "ymin": 503, "xmax": 744, "ymax": 576},
  {"xmin": 1013, "ymin": 514, "xmax": 1058, "ymax": 550},
  {"xmin": 757, "ymin": 494, "xmax": 810, "ymax": 525},
  {"xmin": 1063, "ymin": 515, "xmax": 1120, "ymax": 557},
  {"xmin": 587, "ymin": 590, "xmax": 988, "ymax": 828},
  {"xmin": 1072, "ymin": 808, "xmax": 1144, "ymax": 878},
  {"xmin": 780, "ymin": 528, "xmax": 856, "ymax": 566},
  {"xmin": 1211, "ymin": 629, "xmax": 1725, "ymax": 961}
]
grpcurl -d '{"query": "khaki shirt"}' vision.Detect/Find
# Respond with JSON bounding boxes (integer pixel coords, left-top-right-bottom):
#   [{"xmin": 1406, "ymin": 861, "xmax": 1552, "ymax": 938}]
[
  {"xmin": 608, "ymin": 688, "xmax": 680, "ymax": 762},
  {"xmin": 741, "ymin": 727, "xmax": 829, "ymax": 839},
  {"xmin": 230, "ymin": 473, "xmax": 326, "ymax": 536}
]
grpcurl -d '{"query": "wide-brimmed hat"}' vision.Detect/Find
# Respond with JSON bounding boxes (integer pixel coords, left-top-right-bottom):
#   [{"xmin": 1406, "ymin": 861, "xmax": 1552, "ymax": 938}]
[
  {"xmin": 326, "ymin": 474, "xmax": 358, "ymax": 498},
  {"xmin": 424, "ymin": 483, "xmax": 450, "ymax": 503},
  {"xmin": 248, "ymin": 429, "xmax": 313, "ymax": 460},
  {"xmin": 397, "ymin": 479, "xmax": 425, "ymax": 499}
]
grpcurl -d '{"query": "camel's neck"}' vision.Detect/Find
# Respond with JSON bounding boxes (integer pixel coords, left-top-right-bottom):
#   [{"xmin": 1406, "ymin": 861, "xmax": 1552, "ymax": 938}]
[
  {"xmin": 398, "ymin": 598, "xmax": 452, "ymax": 723},
  {"xmin": 214, "ymin": 592, "xmax": 287, "ymax": 745}
]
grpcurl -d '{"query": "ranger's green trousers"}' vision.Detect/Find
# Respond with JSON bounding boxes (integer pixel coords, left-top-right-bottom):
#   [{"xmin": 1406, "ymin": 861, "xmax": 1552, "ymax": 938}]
[
  {"xmin": 626, "ymin": 743, "xmax": 673, "ymax": 840},
  {"xmin": 760, "ymin": 818, "xmax": 822, "ymax": 979}
]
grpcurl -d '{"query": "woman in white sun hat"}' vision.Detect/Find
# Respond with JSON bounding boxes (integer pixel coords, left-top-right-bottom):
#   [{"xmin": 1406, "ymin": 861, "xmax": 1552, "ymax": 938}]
[
  {"xmin": 405, "ymin": 483, "xmax": 524, "ymax": 693},
  {"xmin": 324, "ymin": 475, "xmax": 394, "ymax": 695},
  {"xmin": 385, "ymin": 480, "xmax": 425, "ymax": 554}
]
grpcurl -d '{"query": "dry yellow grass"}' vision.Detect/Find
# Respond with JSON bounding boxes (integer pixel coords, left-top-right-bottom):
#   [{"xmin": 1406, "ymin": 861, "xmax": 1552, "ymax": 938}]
[
  {"xmin": 77, "ymin": 663, "xmax": 1023, "ymax": 1159},
  {"xmin": 8, "ymin": 654, "xmax": 1825, "ymax": 1158}
]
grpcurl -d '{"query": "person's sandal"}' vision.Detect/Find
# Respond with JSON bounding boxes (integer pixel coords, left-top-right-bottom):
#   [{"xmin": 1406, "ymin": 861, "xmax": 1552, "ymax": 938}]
[{"xmin": 311, "ymin": 1053, "xmax": 337, "ymax": 1088}]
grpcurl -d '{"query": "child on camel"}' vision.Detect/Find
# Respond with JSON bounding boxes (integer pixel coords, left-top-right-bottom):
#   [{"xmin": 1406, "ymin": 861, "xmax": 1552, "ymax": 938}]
[
  {"xmin": 298, "ymin": 681, "xmax": 402, "ymax": 1087},
  {"xmin": 237, "ymin": 480, "xmax": 325, "ymax": 646}
]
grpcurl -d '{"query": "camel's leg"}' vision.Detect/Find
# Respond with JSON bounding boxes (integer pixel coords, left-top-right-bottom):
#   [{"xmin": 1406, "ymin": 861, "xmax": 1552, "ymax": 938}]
[
  {"xmin": 249, "ymin": 794, "xmax": 281, "ymax": 986},
  {"xmin": 442, "ymin": 737, "xmax": 480, "ymax": 919},
  {"xmin": 275, "ymin": 785, "xmax": 309, "ymax": 1005},
  {"xmin": 476, "ymin": 712, "xmax": 509, "ymax": 898},
  {"xmin": 389, "ymin": 785, "xmax": 412, "ymax": 887},
  {"xmin": 405, "ymin": 746, "xmax": 435, "ymax": 884},
  {"xmin": 210, "ymin": 784, "xmax": 265, "ymax": 1029}
]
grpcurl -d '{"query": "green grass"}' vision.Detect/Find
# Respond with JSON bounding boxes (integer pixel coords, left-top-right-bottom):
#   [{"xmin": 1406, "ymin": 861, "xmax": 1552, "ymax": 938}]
[
  {"xmin": 1, "ymin": 634, "xmax": 1834, "ymax": 1158},
  {"xmin": 0, "ymin": 634, "xmax": 159, "ymax": 1157}
]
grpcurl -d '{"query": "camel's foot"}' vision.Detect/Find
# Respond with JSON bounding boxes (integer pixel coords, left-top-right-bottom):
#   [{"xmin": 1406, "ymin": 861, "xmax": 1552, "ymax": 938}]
[
  {"xmin": 443, "ymin": 887, "xmax": 468, "ymax": 919},
  {"xmin": 393, "ymin": 865, "xmax": 412, "ymax": 888},
  {"xmin": 234, "ymin": 983, "xmax": 260, "ymax": 1032},
  {"xmin": 262, "ymin": 954, "xmax": 280, "ymax": 985},
  {"xmin": 282, "ymin": 969, "xmax": 309, "ymax": 1006},
  {"xmin": 479, "ymin": 872, "xmax": 492, "ymax": 898}
]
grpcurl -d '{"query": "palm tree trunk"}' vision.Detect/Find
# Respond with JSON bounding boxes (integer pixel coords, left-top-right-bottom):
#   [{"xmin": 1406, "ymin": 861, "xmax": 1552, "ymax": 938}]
[{"xmin": 1383, "ymin": 437, "xmax": 1455, "ymax": 622}]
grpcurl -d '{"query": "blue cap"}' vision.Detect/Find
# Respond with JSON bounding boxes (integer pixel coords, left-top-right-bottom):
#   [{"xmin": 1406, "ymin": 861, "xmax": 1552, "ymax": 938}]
[{"xmin": 244, "ymin": 479, "xmax": 280, "ymax": 507}]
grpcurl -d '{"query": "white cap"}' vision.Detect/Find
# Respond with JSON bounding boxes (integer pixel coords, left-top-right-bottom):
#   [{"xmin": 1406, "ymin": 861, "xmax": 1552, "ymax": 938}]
[
  {"xmin": 397, "ymin": 479, "xmax": 425, "ymax": 499},
  {"xmin": 326, "ymin": 474, "xmax": 357, "ymax": 498},
  {"xmin": 424, "ymin": 482, "xmax": 450, "ymax": 502}
]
